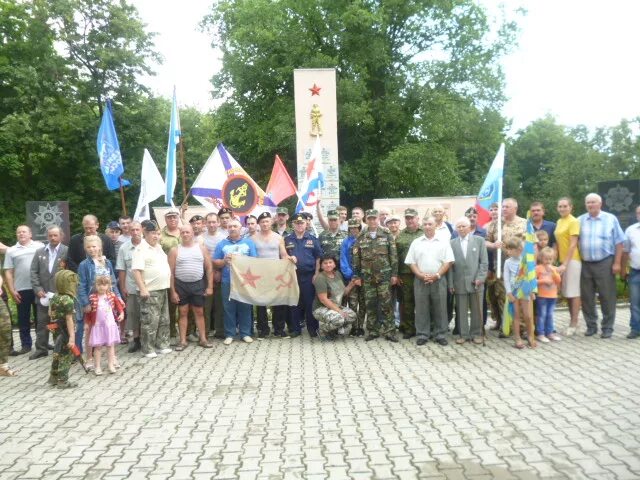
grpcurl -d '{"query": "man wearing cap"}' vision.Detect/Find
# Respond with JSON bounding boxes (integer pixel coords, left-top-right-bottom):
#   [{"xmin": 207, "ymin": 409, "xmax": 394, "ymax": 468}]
[
  {"xmin": 160, "ymin": 208, "xmax": 181, "ymax": 339},
  {"xmin": 213, "ymin": 219, "xmax": 258, "ymax": 344},
  {"xmin": 203, "ymin": 213, "xmax": 226, "ymax": 338},
  {"xmin": 405, "ymin": 216, "xmax": 454, "ymax": 346},
  {"xmin": 285, "ymin": 213, "xmax": 323, "ymax": 337},
  {"xmin": 132, "ymin": 220, "xmax": 172, "ymax": 358},
  {"xmin": 353, "ymin": 209, "xmax": 399, "ymax": 342},
  {"xmin": 254, "ymin": 212, "xmax": 292, "ymax": 337},
  {"xmin": 273, "ymin": 207, "xmax": 292, "ymax": 236},
  {"xmin": 117, "ymin": 221, "xmax": 144, "ymax": 353},
  {"xmin": 28, "ymin": 225, "xmax": 66, "ymax": 359},
  {"xmin": 395, "ymin": 208, "xmax": 423, "ymax": 339},
  {"xmin": 386, "ymin": 216, "xmax": 401, "ymax": 239},
  {"xmin": 318, "ymin": 210, "xmax": 347, "ymax": 267},
  {"xmin": 341, "ymin": 218, "xmax": 366, "ymax": 336},
  {"xmin": 217, "ymin": 207, "xmax": 233, "ymax": 237},
  {"xmin": 67, "ymin": 215, "xmax": 116, "ymax": 272}
]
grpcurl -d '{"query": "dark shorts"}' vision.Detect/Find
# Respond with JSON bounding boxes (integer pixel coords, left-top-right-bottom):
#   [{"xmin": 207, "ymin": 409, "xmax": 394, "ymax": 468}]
[{"xmin": 175, "ymin": 278, "xmax": 205, "ymax": 307}]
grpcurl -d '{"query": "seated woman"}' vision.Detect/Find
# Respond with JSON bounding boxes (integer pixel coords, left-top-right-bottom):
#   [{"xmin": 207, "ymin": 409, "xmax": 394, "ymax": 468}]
[{"xmin": 312, "ymin": 254, "xmax": 357, "ymax": 340}]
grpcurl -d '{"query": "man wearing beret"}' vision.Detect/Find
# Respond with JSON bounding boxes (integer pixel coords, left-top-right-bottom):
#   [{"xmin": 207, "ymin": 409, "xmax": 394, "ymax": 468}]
[
  {"xmin": 285, "ymin": 214, "xmax": 323, "ymax": 337},
  {"xmin": 352, "ymin": 209, "xmax": 399, "ymax": 342}
]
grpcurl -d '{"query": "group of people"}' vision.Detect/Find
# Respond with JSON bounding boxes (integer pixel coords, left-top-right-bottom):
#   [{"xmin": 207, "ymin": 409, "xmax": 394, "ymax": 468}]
[{"xmin": 0, "ymin": 192, "xmax": 638, "ymax": 387}]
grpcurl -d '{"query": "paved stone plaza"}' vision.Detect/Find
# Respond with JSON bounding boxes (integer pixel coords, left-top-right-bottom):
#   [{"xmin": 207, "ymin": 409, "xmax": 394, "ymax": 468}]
[{"xmin": 1, "ymin": 308, "xmax": 640, "ymax": 480}]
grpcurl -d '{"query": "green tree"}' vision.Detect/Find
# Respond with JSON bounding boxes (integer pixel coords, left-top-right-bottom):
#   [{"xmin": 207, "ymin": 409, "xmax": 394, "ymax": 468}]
[{"xmin": 203, "ymin": 0, "xmax": 519, "ymax": 206}]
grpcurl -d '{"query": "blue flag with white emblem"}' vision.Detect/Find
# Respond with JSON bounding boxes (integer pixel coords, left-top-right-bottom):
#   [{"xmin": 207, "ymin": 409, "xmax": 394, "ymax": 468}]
[
  {"xmin": 97, "ymin": 100, "xmax": 130, "ymax": 191},
  {"xmin": 165, "ymin": 87, "xmax": 181, "ymax": 204}
]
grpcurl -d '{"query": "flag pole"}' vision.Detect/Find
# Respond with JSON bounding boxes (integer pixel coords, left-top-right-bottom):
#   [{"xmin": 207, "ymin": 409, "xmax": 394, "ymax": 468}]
[
  {"xmin": 119, "ymin": 177, "xmax": 127, "ymax": 216},
  {"xmin": 179, "ymin": 134, "xmax": 188, "ymax": 204},
  {"xmin": 496, "ymin": 147, "xmax": 504, "ymax": 279}
]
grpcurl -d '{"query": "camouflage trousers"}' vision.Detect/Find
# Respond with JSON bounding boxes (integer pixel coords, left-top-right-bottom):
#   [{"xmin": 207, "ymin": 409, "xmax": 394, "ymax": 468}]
[
  {"xmin": 346, "ymin": 285, "xmax": 366, "ymax": 330},
  {"xmin": 398, "ymin": 273, "xmax": 416, "ymax": 335},
  {"xmin": 0, "ymin": 298, "xmax": 11, "ymax": 365},
  {"xmin": 313, "ymin": 306, "xmax": 357, "ymax": 336},
  {"xmin": 486, "ymin": 276, "xmax": 505, "ymax": 327},
  {"xmin": 363, "ymin": 280, "xmax": 396, "ymax": 336},
  {"xmin": 50, "ymin": 324, "xmax": 72, "ymax": 385},
  {"xmin": 140, "ymin": 290, "xmax": 170, "ymax": 354}
]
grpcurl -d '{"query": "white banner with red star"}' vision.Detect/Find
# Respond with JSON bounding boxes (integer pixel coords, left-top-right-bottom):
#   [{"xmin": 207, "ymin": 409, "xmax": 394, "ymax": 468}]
[{"xmin": 229, "ymin": 256, "xmax": 300, "ymax": 306}]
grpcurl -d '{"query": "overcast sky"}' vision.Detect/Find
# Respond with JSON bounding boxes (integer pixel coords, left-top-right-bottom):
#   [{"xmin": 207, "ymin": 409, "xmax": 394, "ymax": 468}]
[{"xmin": 132, "ymin": 0, "xmax": 640, "ymax": 134}]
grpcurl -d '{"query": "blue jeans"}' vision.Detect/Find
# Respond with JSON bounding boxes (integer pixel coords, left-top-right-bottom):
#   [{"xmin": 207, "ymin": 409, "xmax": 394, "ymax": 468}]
[
  {"xmin": 535, "ymin": 297, "xmax": 557, "ymax": 336},
  {"xmin": 75, "ymin": 299, "xmax": 84, "ymax": 353},
  {"xmin": 629, "ymin": 269, "xmax": 640, "ymax": 333},
  {"xmin": 221, "ymin": 283, "xmax": 252, "ymax": 338},
  {"xmin": 16, "ymin": 289, "xmax": 36, "ymax": 349}
]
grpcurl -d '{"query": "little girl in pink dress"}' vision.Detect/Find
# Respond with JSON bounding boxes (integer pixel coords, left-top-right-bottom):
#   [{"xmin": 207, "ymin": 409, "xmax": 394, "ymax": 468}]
[{"xmin": 86, "ymin": 276, "xmax": 125, "ymax": 375}]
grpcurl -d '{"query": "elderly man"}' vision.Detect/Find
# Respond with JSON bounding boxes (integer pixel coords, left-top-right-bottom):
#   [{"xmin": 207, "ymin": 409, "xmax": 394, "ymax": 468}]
[
  {"xmin": 530, "ymin": 202, "xmax": 556, "ymax": 247},
  {"xmin": 4, "ymin": 225, "xmax": 44, "ymax": 355},
  {"xmin": 396, "ymin": 208, "xmax": 423, "ymax": 339},
  {"xmin": 623, "ymin": 205, "xmax": 640, "ymax": 339},
  {"xmin": 117, "ymin": 221, "xmax": 143, "ymax": 353},
  {"xmin": 405, "ymin": 216, "xmax": 454, "ymax": 346},
  {"xmin": 579, "ymin": 193, "xmax": 625, "ymax": 338},
  {"xmin": 29, "ymin": 226, "xmax": 68, "ymax": 359},
  {"xmin": 213, "ymin": 218, "xmax": 257, "ymax": 345},
  {"xmin": 378, "ymin": 207, "xmax": 392, "ymax": 227},
  {"xmin": 169, "ymin": 224, "xmax": 213, "ymax": 350},
  {"xmin": 353, "ymin": 209, "xmax": 399, "ymax": 342},
  {"xmin": 203, "ymin": 213, "xmax": 226, "ymax": 338},
  {"xmin": 132, "ymin": 220, "xmax": 172, "ymax": 358},
  {"xmin": 285, "ymin": 213, "xmax": 323, "ymax": 337},
  {"xmin": 67, "ymin": 215, "xmax": 116, "ymax": 272},
  {"xmin": 448, "ymin": 217, "xmax": 488, "ymax": 345},
  {"xmin": 486, "ymin": 198, "xmax": 527, "ymax": 333}
]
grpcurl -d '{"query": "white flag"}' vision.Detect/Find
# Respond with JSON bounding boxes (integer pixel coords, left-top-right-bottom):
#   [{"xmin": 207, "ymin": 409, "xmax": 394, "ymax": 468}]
[{"xmin": 134, "ymin": 149, "xmax": 165, "ymax": 221}]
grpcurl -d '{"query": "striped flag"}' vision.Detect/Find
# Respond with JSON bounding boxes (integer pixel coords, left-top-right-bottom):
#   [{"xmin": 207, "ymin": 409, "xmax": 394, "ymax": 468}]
[
  {"xmin": 502, "ymin": 212, "xmax": 538, "ymax": 336},
  {"xmin": 164, "ymin": 87, "xmax": 181, "ymax": 204}
]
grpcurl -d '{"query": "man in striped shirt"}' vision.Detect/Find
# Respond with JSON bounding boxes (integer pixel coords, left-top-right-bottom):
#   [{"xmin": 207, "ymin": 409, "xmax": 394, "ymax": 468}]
[{"xmin": 578, "ymin": 193, "xmax": 625, "ymax": 338}]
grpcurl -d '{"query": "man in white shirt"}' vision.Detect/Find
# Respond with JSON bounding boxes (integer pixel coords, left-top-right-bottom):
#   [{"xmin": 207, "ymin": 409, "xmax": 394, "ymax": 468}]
[
  {"xmin": 132, "ymin": 220, "xmax": 172, "ymax": 358},
  {"xmin": 405, "ymin": 216, "xmax": 454, "ymax": 346},
  {"xmin": 3, "ymin": 225, "xmax": 44, "ymax": 355},
  {"xmin": 623, "ymin": 205, "xmax": 640, "ymax": 339}
]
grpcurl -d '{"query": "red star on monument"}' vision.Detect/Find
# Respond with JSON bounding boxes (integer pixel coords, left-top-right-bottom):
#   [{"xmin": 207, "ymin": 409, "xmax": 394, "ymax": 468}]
[
  {"xmin": 240, "ymin": 268, "xmax": 262, "ymax": 288},
  {"xmin": 309, "ymin": 83, "xmax": 321, "ymax": 96}
]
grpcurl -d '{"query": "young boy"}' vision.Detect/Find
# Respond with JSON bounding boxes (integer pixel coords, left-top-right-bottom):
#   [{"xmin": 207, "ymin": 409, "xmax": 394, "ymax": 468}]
[{"xmin": 48, "ymin": 270, "xmax": 80, "ymax": 388}]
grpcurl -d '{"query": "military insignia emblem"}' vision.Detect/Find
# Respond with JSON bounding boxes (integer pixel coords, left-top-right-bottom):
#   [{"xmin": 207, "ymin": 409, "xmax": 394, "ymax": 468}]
[{"xmin": 221, "ymin": 175, "xmax": 257, "ymax": 215}]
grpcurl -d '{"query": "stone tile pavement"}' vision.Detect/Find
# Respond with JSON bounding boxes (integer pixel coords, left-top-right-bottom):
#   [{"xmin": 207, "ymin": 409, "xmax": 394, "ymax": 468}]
[{"xmin": 1, "ymin": 308, "xmax": 640, "ymax": 479}]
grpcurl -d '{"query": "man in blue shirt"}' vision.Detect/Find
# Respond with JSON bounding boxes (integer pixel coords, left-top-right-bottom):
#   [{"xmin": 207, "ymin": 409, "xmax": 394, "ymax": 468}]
[
  {"xmin": 530, "ymin": 202, "xmax": 556, "ymax": 247},
  {"xmin": 341, "ymin": 218, "xmax": 365, "ymax": 336},
  {"xmin": 578, "ymin": 193, "xmax": 625, "ymax": 338},
  {"xmin": 213, "ymin": 219, "xmax": 257, "ymax": 345},
  {"xmin": 285, "ymin": 214, "xmax": 323, "ymax": 337}
]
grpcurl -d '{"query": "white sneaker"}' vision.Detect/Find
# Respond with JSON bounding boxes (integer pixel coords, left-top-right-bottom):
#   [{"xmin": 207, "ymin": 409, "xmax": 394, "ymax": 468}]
[
  {"xmin": 144, "ymin": 351, "xmax": 157, "ymax": 358},
  {"xmin": 536, "ymin": 335, "xmax": 550, "ymax": 343},
  {"xmin": 158, "ymin": 348, "xmax": 172, "ymax": 354},
  {"xmin": 223, "ymin": 337, "xmax": 233, "ymax": 345},
  {"xmin": 547, "ymin": 333, "xmax": 562, "ymax": 342},
  {"xmin": 565, "ymin": 326, "xmax": 576, "ymax": 336},
  {"xmin": 242, "ymin": 336, "xmax": 253, "ymax": 343}
]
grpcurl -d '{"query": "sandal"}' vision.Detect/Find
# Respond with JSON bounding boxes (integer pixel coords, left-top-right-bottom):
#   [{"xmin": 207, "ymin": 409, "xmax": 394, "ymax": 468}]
[
  {"xmin": 514, "ymin": 341, "xmax": 525, "ymax": 350},
  {"xmin": 198, "ymin": 341, "xmax": 213, "ymax": 348},
  {"xmin": 0, "ymin": 365, "xmax": 16, "ymax": 377},
  {"xmin": 174, "ymin": 343, "xmax": 188, "ymax": 352}
]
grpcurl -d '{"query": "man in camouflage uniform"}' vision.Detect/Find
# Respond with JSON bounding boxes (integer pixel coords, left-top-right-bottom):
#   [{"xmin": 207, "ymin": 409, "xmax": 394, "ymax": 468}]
[
  {"xmin": 486, "ymin": 198, "xmax": 527, "ymax": 333},
  {"xmin": 353, "ymin": 209, "xmax": 399, "ymax": 342},
  {"xmin": 273, "ymin": 207, "xmax": 292, "ymax": 236},
  {"xmin": 160, "ymin": 208, "xmax": 181, "ymax": 338},
  {"xmin": 396, "ymin": 208, "xmax": 423, "ymax": 339},
  {"xmin": 318, "ymin": 210, "xmax": 347, "ymax": 267},
  {"xmin": 48, "ymin": 270, "xmax": 80, "ymax": 388},
  {"xmin": 340, "ymin": 218, "xmax": 366, "ymax": 336},
  {"xmin": 0, "ymin": 275, "xmax": 15, "ymax": 377}
]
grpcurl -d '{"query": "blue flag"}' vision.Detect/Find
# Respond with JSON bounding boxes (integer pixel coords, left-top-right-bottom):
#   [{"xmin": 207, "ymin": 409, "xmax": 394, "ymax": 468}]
[
  {"xmin": 97, "ymin": 100, "xmax": 130, "ymax": 191},
  {"xmin": 165, "ymin": 87, "xmax": 181, "ymax": 204}
]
